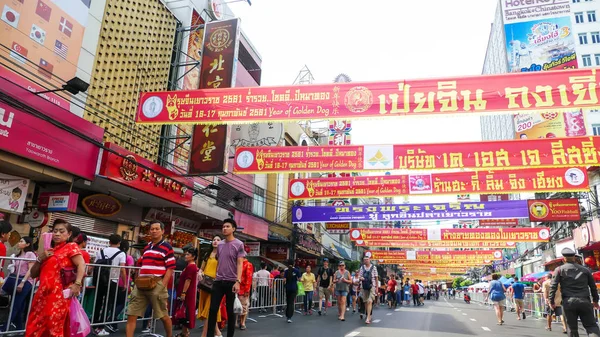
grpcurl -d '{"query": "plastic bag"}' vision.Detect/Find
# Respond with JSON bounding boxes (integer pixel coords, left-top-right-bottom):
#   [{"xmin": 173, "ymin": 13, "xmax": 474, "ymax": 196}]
[
  {"xmin": 297, "ymin": 281, "xmax": 305, "ymax": 296},
  {"xmin": 251, "ymin": 291, "xmax": 258, "ymax": 302},
  {"xmin": 233, "ymin": 295, "xmax": 243, "ymax": 314},
  {"xmin": 70, "ymin": 298, "xmax": 91, "ymax": 337}
]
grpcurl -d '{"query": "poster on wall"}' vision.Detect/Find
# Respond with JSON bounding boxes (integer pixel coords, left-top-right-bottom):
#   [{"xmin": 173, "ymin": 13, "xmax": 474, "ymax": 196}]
[
  {"xmin": 229, "ymin": 122, "xmax": 283, "ymax": 155},
  {"xmin": 0, "ymin": 0, "xmax": 91, "ymax": 109},
  {"xmin": 514, "ymin": 111, "xmax": 586, "ymax": 139},
  {"xmin": 0, "ymin": 173, "xmax": 29, "ymax": 213}
]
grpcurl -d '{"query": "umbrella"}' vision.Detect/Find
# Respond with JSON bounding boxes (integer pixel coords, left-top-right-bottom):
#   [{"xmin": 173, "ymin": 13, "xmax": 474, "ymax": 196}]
[{"xmin": 498, "ymin": 276, "xmax": 513, "ymax": 287}]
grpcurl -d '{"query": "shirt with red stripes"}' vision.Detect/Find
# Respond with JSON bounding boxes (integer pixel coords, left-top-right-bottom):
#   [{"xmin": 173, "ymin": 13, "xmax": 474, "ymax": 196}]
[{"xmin": 138, "ymin": 239, "xmax": 176, "ymax": 277}]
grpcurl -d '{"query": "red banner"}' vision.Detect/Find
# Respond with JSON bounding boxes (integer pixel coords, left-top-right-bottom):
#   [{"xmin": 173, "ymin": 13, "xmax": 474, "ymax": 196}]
[
  {"xmin": 350, "ymin": 227, "xmax": 550, "ymax": 242},
  {"xmin": 528, "ymin": 198, "xmax": 581, "ymax": 222},
  {"xmin": 478, "ymin": 219, "xmax": 520, "ymax": 227},
  {"xmin": 354, "ymin": 240, "xmax": 517, "ymax": 249},
  {"xmin": 233, "ymin": 137, "xmax": 600, "ymax": 173},
  {"xmin": 288, "ymin": 167, "xmax": 589, "ymax": 200},
  {"xmin": 365, "ymin": 250, "xmax": 502, "ymax": 261},
  {"xmin": 188, "ymin": 125, "xmax": 229, "ymax": 175},
  {"xmin": 135, "ymin": 69, "xmax": 600, "ymax": 125},
  {"xmin": 379, "ymin": 260, "xmax": 493, "ymax": 266}
]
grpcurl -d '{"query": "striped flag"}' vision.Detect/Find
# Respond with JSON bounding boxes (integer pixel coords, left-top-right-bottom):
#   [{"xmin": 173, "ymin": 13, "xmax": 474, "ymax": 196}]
[{"xmin": 54, "ymin": 40, "xmax": 68, "ymax": 59}]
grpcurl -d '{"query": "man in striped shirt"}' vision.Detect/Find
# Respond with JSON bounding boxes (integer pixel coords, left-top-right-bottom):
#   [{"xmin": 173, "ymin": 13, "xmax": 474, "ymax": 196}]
[{"xmin": 126, "ymin": 221, "xmax": 176, "ymax": 337}]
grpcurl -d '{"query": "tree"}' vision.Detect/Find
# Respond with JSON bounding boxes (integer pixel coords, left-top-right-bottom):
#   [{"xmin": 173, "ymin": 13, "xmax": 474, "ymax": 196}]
[
  {"xmin": 452, "ymin": 277, "xmax": 465, "ymax": 289},
  {"xmin": 460, "ymin": 279, "xmax": 473, "ymax": 287}
]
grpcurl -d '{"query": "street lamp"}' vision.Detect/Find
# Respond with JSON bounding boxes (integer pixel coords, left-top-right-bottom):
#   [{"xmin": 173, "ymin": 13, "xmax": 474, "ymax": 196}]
[{"xmin": 35, "ymin": 77, "xmax": 90, "ymax": 95}]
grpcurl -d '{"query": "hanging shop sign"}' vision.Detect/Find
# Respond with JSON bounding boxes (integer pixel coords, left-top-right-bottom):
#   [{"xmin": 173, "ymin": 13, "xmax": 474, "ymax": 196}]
[
  {"xmin": 329, "ymin": 120, "xmax": 352, "ymax": 146},
  {"xmin": 0, "ymin": 173, "xmax": 29, "ymax": 214},
  {"xmin": 297, "ymin": 233, "xmax": 321, "ymax": 256},
  {"xmin": 188, "ymin": 125, "xmax": 230, "ymax": 175},
  {"xmin": 365, "ymin": 250, "xmax": 503, "ymax": 261},
  {"xmin": 98, "ymin": 142, "xmax": 193, "ymax": 207},
  {"xmin": 478, "ymin": 219, "xmax": 520, "ymax": 227},
  {"xmin": 135, "ymin": 68, "xmax": 600, "ymax": 125},
  {"xmin": 292, "ymin": 200, "xmax": 529, "ymax": 223},
  {"xmin": 82, "ymin": 194, "xmax": 122, "ymax": 217},
  {"xmin": 355, "ymin": 240, "xmax": 518, "ymax": 249},
  {"xmin": 246, "ymin": 242, "xmax": 260, "ymax": 257},
  {"xmin": 325, "ymin": 222, "xmax": 350, "ymax": 234},
  {"xmin": 38, "ymin": 192, "xmax": 79, "ymax": 212},
  {"xmin": 349, "ymin": 227, "xmax": 550, "ymax": 243},
  {"xmin": 145, "ymin": 208, "xmax": 202, "ymax": 231},
  {"xmin": 266, "ymin": 245, "xmax": 289, "ymax": 261},
  {"xmin": 528, "ymin": 198, "xmax": 581, "ymax": 222},
  {"xmin": 233, "ymin": 137, "xmax": 600, "ymax": 173},
  {"xmin": 23, "ymin": 209, "xmax": 49, "ymax": 228},
  {"xmin": 0, "ymin": 79, "xmax": 104, "ymax": 180},
  {"xmin": 234, "ymin": 211, "xmax": 269, "ymax": 240},
  {"xmin": 288, "ymin": 167, "xmax": 589, "ymax": 200}
]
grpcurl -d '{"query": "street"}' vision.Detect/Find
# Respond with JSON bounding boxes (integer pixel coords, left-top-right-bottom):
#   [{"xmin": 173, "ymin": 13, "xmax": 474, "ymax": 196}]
[{"xmin": 110, "ymin": 298, "xmax": 571, "ymax": 337}]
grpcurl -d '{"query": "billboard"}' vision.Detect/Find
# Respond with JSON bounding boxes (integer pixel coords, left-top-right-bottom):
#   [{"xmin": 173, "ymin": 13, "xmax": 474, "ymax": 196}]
[
  {"xmin": 0, "ymin": 0, "xmax": 91, "ymax": 109},
  {"xmin": 514, "ymin": 111, "xmax": 586, "ymax": 139}
]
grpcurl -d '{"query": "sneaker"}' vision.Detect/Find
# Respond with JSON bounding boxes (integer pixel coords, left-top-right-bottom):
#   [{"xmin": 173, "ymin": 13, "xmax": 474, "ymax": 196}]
[
  {"xmin": 318, "ymin": 310, "xmax": 322, "ymax": 316},
  {"xmin": 347, "ymin": 308, "xmax": 350, "ymax": 311},
  {"xmin": 287, "ymin": 319, "xmax": 292, "ymax": 323},
  {"xmin": 141, "ymin": 328, "xmax": 152, "ymax": 334},
  {"xmin": 96, "ymin": 329, "xmax": 110, "ymax": 336},
  {"xmin": 105, "ymin": 326, "xmax": 118, "ymax": 333}
]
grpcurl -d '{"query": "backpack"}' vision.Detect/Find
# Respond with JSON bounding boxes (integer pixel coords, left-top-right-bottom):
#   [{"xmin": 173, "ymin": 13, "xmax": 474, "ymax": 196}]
[
  {"xmin": 361, "ymin": 265, "xmax": 374, "ymax": 290},
  {"xmin": 93, "ymin": 250, "xmax": 123, "ymax": 285}
]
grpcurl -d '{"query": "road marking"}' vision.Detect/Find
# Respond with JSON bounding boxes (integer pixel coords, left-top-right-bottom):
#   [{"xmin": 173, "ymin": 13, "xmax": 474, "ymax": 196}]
[
  {"xmin": 462, "ymin": 313, "xmax": 467, "ymax": 316},
  {"xmin": 386, "ymin": 313, "xmax": 393, "ymax": 316},
  {"xmin": 345, "ymin": 332, "xmax": 360, "ymax": 337},
  {"xmin": 482, "ymin": 327, "xmax": 491, "ymax": 331},
  {"xmin": 470, "ymin": 318, "xmax": 477, "ymax": 321},
  {"xmin": 457, "ymin": 310, "xmax": 462, "ymax": 312},
  {"xmin": 373, "ymin": 319, "xmax": 381, "ymax": 323},
  {"xmin": 395, "ymin": 309, "xmax": 401, "ymax": 312}
]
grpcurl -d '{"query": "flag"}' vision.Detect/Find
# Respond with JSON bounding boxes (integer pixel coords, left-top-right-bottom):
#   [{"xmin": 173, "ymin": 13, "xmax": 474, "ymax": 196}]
[
  {"xmin": 1, "ymin": 5, "xmax": 20, "ymax": 29},
  {"xmin": 35, "ymin": 0, "xmax": 52, "ymax": 22},
  {"xmin": 10, "ymin": 42, "xmax": 28, "ymax": 64},
  {"xmin": 58, "ymin": 17, "xmax": 72, "ymax": 37},
  {"xmin": 30, "ymin": 24, "xmax": 46, "ymax": 45},
  {"xmin": 54, "ymin": 40, "xmax": 68, "ymax": 59},
  {"xmin": 38, "ymin": 58, "xmax": 53, "ymax": 78}
]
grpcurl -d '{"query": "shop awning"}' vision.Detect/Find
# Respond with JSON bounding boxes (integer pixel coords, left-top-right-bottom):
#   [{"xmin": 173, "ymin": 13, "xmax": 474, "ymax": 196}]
[
  {"xmin": 543, "ymin": 258, "xmax": 564, "ymax": 266},
  {"xmin": 333, "ymin": 244, "xmax": 352, "ymax": 260}
]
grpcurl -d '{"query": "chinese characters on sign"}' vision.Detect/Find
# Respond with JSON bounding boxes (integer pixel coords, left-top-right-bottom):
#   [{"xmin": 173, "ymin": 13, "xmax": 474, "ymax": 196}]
[
  {"xmin": 136, "ymin": 69, "xmax": 600, "ymax": 125},
  {"xmin": 288, "ymin": 167, "xmax": 589, "ymax": 200},
  {"xmin": 329, "ymin": 120, "xmax": 352, "ymax": 146},
  {"xmin": 233, "ymin": 137, "xmax": 600, "ymax": 173},
  {"xmin": 188, "ymin": 125, "xmax": 229, "ymax": 175}
]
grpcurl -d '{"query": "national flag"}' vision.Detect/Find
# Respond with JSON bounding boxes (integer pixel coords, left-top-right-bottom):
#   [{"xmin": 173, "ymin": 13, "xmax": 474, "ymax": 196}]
[
  {"xmin": 58, "ymin": 17, "xmax": 72, "ymax": 37},
  {"xmin": 1, "ymin": 5, "xmax": 20, "ymax": 29},
  {"xmin": 10, "ymin": 42, "xmax": 28, "ymax": 64},
  {"xmin": 38, "ymin": 58, "xmax": 53, "ymax": 78},
  {"xmin": 35, "ymin": 0, "xmax": 52, "ymax": 22},
  {"xmin": 30, "ymin": 24, "xmax": 46, "ymax": 45},
  {"xmin": 54, "ymin": 40, "xmax": 68, "ymax": 59}
]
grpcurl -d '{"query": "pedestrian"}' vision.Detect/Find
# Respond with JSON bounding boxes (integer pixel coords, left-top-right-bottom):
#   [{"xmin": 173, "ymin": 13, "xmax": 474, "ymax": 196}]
[
  {"xmin": 206, "ymin": 219, "xmax": 246, "ymax": 337},
  {"xmin": 485, "ymin": 274, "xmax": 507, "ymax": 325},
  {"xmin": 237, "ymin": 246, "xmax": 254, "ymax": 330},
  {"xmin": 549, "ymin": 247, "xmax": 600, "ymax": 337},
  {"xmin": 93, "ymin": 234, "xmax": 126, "ymax": 336},
  {"xmin": 358, "ymin": 255, "xmax": 378, "ymax": 324},
  {"xmin": 109, "ymin": 239, "xmax": 135, "ymax": 334},
  {"xmin": 1, "ymin": 236, "xmax": 35, "ymax": 331},
  {"xmin": 351, "ymin": 271, "xmax": 360, "ymax": 313},
  {"xmin": 25, "ymin": 219, "xmax": 86, "ymax": 337},
  {"xmin": 283, "ymin": 260, "xmax": 301, "ymax": 323},
  {"xmin": 254, "ymin": 263, "xmax": 271, "ymax": 313},
  {"xmin": 395, "ymin": 276, "xmax": 402, "ymax": 307},
  {"xmin": 125, "ymin": 221, "xmax": 176, "ymax": 337},
  {"xmin": 301, "ymin": 265, "xmax": 316, "ymax": 315},
  {"xmin": 403, "ymin": 281, "xmax": 411, "ymax": 305},
  {"xmin": 508, "ymin": 277, "xmax": 526, "ymax": 321},
  {"xmin": 387, "ymin": 275, "xmax": 397, "ymax": 308},
  {"xmin": 418, "ymin": 280, "xmax": 425, "ymax": 305},
  {"xmin": 0, "ymin": 220, "xmax": 13, "ymax": 279},
  {"xmin": 198, "ymin": 235, "xmax": 223, "ymax": 337},
  {"xmin": 411, "ymin": 280, "xmax": 420, "ymax": 306},
  {"xmin": 542, "ymin": 273, "xmax": 567, "ymax": 333},
  {"xmin": 172, "ymin": 247, "xmax": 198, "ymax": 337},
  {"xmin": 74, "ymin": 232, "xmax": 90, "ymax": 265},
  {"xmin": 316, "ymin": 258, "xmax": 334, "ymax": 316},
  {"xmin": 334, "ymin": 261, "xmax": 351, "ymax": 321}
]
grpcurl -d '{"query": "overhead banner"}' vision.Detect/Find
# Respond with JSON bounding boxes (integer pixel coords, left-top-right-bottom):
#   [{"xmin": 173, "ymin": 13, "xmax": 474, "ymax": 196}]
[
  {"xmin": 356, "ymin": 240, "xmax": 517, "ymax": 249},
  {"xmin": 380, "ymin": 260, "xmax": 494, "ymax": 266},
  {"xmin": 0, "ymin": 173, "xmax": 29, "ymax": 213},
  {"xmin": 288, "ymin": 167, "xmax": 589, "ymax": 200},
  {"xmin": 478, "ymin": 219, "xmax": 520, "ymax": 227},
  {"xmin": 365, "ymin": 250, "xmax": 503, "ymax": 261},
  {"xmin": 514, "ymin": 111, "xmax": 586, "ymax": 139},
  {"xmin": 235, "ymin": 137, "xmax": 600, "ymax": 173},
  {"xmin": 350, "ymin": 227, "xmax": 550, "ymax": 243},
  {"xmin": 135, "ymin": 69, "xmax": 600, "ymax": 125},
  {"xmin": 292, "ymin": 200, "xmax": 529, "ymax": 223},
  {"xmin": 528, "ymin": 198, "xmax": 581, "ymax": 222}
]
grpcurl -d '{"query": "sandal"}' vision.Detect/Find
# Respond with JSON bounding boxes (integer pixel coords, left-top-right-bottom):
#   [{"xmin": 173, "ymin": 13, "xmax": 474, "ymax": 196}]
[
  {"xmin": 545, "ymin": 327, "xmax": 552, "ymax": 331},
  {"xmin": 240, "ymin": 325, "xmax": 246, "ymax": 330}
]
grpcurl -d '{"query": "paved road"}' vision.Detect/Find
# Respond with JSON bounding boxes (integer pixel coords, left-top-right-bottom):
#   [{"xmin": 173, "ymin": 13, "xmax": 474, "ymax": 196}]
[{"xmin": 105, "ymin": 297, "xmax": 578, "ymax": 337}]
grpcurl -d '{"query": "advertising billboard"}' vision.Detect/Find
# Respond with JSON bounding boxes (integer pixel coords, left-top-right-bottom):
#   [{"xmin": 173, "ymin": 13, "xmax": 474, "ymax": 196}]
[{"xmin": 513, "ymin": 110, "xmax": 586, "ymax": 139}]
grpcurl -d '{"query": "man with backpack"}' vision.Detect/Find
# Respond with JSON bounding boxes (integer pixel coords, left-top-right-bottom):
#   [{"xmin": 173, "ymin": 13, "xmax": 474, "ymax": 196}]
[
  {"xmin": 316, "ymin": 258, "xmax": 334, "ymax": 316},
  {"xmin": 93, "ymin": 234, "xmax": 126, "ymax": 336},
  {"xmin": 358, "ymin": 255, "xmax": 378, "ymax": 324}
]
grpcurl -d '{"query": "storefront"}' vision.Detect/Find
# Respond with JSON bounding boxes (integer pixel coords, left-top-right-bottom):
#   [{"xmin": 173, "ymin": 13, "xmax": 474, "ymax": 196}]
[
  {"xmin": 295, "ymin": 232, "xmax": 322, "ymax": 267},
  {"xmin": 574, "ymin": 219, "xmax": 600, "ymax": 270}
]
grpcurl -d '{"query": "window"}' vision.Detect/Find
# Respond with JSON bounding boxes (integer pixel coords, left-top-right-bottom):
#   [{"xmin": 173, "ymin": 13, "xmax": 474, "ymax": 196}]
[
  {"xmin": 579, "ymin": 33, "xmax": 589, "ymax": 44},
  {"xmin": 593, "ymin": 32, "xmax": 600, "ymax": 43},
  {"xmin": 575, "ymin": 12, "xmax": 585, "ymax": 23},
  {"xmin": 573, "ymin": 0, "xmax": 581, "ymax": 2},
  {"xmin": 589, "ymin": 11, "xmax": 597, "ymax": 22},
  {"xmin": 595, "ymin": 54, "xmax": 600, "ymax": 65},
  {"xmin": 583, "ymin": 54, "xmax": 593, "ymax": 66},
  {"xmin": 252, "ymin": 185, "xmax": 265, "ymax": 217},
  {"xmin": 593, "ymin": 124, "xmax": 600, "ymax": 136}
]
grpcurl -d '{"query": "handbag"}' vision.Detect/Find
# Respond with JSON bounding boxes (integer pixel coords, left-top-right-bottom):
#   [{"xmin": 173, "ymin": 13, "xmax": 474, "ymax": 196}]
[
  {"xmin": 173, "ymin": 301, "xmax": 188, "ymax": 324},
  {"xmin": 135, "ymin": 275, "xmax": 159, "ymax": 291},
  {"xmin": 198, "ymin": 274, "xmax": 215, "ymax": 292},
  {"xmin": 60, "ymin": 267, "xmax": 77, "ymax": 288}
]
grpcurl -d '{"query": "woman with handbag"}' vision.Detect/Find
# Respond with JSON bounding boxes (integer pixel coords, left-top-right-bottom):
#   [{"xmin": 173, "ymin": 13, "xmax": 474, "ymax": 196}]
[
  {"xmin": 198, "ymin": 235, "xmax": 223, "ymax": 337},
  {"xmin": 25, "ymin": 219, "xmax": 86, "ymax": 337},
  {"xmin": 173, "ymin": 247, "xmax": 199, "ymax": 337},
  {"xmin": 485, "ymin": 274, "xmax": 507, "ymax": 325}
]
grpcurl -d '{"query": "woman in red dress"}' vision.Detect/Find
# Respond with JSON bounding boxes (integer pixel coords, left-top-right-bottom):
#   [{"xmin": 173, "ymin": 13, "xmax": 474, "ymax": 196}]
[
  {"xmin": 174, "ymin": 247, "xmax": 199, "ymax": 337},
  {"xmin": 25, "ymin": 219, "xmax": 86, "ymax": 337}
]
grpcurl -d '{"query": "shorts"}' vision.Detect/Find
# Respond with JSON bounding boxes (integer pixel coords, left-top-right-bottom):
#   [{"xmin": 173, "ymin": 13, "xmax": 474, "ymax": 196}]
[
  {"xmin": 361, "ymin": 289, "xmax": 376, "ymax": 303},
  {"xmin": 335, "ymin": 290, "xmax": 348, "ymax": 297},
  {"xmin": 514, "ymin": 298, "xmax": 524, "ymax": 308},
  {"xmin": 319, "ymin": 287, "xmax": 332, "ymax": 299},
  {"xmin": 238, "ymin": 294, "xmax": 250, "ymax": 315},
  {"xmin": 387, "ymin": 291, "xmax": 395, "ymax": 301},
  {"xmin": 546, "ymin": 305, "xmax": 563, "ymax": 316},
  {"xmin": 349, "ymin": 288, "xmax": 356, "ymax": 296},
  {"xmin": 127, "ymin": 279, "xmax": 169, "ymax": 319},
  {"xmin": 492, "ymin": 299, "xmax": 506, "ymax": 307}
]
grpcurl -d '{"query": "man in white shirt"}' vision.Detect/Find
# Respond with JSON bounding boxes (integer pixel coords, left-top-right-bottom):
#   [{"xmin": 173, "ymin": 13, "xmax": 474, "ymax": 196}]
[
  {"xmin": 93, "ymin": 234, "xmax": 126, "ymax": 336},
  {"xmin": 418, "ymin": 280, "xmax": 425, "ymax": 305},
  {"xmin": 255, "ymin": 263, "xmax": 271, "ymax": 313}
]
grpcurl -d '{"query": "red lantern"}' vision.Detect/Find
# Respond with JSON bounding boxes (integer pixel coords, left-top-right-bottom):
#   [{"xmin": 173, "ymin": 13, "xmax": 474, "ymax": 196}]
[{"xmin": 585, "ymin": 256, "xmax": 597, "ymax": 268}]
